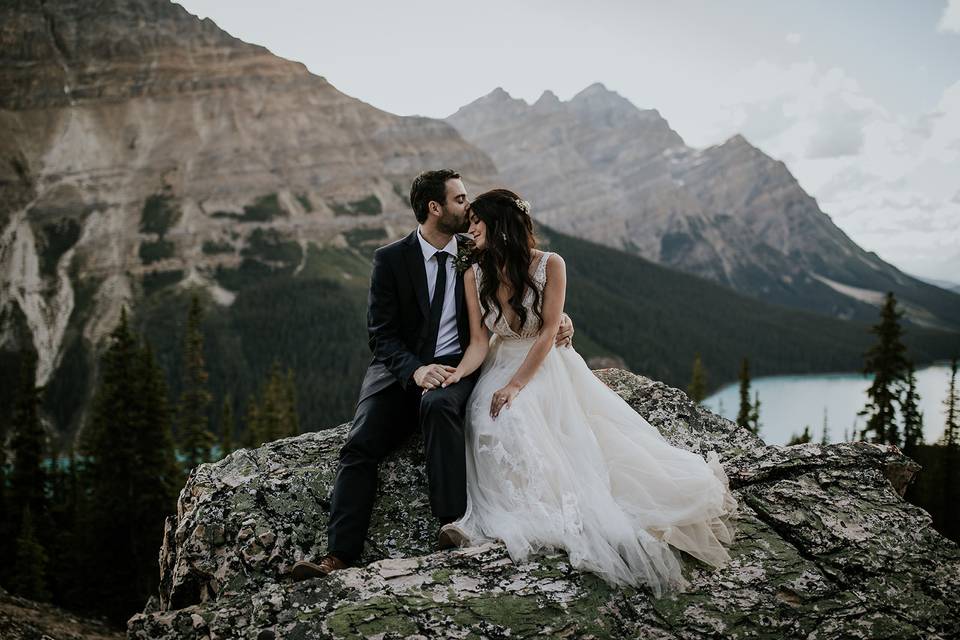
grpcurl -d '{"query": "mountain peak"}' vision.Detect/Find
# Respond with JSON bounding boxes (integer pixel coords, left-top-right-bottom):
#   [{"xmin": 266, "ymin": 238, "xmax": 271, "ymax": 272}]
[
  {"xmin": 724, "ymin": 133, "xmax": 752, "ymax": 148},
  {"xmin": 576, "ymin": 82, "xmax": 613, "ymax": 98},
  {"xmin": 486, "ymin": 87, "xmax": 517, "ymax": 102},
  {"xmin": 447, "ymin": 86, "xmax": 530, "ymax": 123},
  {"xmin": 569, "ymin": 82, "xmax": 639, "ymax": 114},
  {"xmin": 532, "ymin": 89, "xmax": 562, "ymax": 110}
]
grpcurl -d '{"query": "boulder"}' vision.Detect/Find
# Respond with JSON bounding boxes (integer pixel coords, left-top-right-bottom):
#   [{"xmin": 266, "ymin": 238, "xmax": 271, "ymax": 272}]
[{"xmin": 129, "ymin": 370, "xmax": 960, "ymax": 639}]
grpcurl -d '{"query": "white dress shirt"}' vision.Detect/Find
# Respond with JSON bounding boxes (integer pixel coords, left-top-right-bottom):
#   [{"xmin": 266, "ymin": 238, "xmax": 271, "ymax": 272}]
[{"xmin": 417, "ymin": 227, "xmax": 461, "ymax": 359}]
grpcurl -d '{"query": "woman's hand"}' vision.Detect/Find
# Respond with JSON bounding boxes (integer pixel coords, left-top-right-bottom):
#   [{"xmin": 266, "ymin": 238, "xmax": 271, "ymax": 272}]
[
  {"xmin": 490, "ymin": 383, "xmax": 522, "ymax": 419},
  {"xmin": 441, "ymin": 369, "xmax": 463, "ymax": 388}
]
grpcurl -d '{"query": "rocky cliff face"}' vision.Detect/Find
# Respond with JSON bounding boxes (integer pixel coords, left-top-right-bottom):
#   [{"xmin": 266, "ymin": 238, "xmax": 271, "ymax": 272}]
[
  {"xmin": 0, "ymin": 0, "xmax": 495, "ymax": 437},
  {"xmin": 0, "ymin": 0, "xmax": 495, "ymax": 373},
  {"xmin": 447, "ymin": 86, "xmax": 960, "ymax": 331},
  {"xmin": 128, "ymin": 369, "xmax": 960, "ymax": 639}
]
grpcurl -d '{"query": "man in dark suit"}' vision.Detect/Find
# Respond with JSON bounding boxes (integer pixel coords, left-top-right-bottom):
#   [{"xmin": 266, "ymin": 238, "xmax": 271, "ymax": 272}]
[{"xmin": 292, "ymin": 170, "xmax": 573, "ymax": 579}]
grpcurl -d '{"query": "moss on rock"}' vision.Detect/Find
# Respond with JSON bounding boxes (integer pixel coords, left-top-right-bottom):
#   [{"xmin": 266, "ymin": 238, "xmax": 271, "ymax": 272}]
[{"xmin": 129, "ymin": 370, "xmax": 960, "ymax": 639}]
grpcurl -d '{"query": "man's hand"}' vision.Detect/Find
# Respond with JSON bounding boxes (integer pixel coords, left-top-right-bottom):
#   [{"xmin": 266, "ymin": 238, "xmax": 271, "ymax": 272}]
[
  {"xmin": 414, "ymin": 364, "xmax": 457, "ymax": 391},
  {"xmin": 555, "ymin": 313, "xmax": 574, "ymax": 348}
]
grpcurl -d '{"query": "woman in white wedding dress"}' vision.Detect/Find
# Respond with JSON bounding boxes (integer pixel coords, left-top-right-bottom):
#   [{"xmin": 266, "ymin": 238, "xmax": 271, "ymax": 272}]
[{"xmin": 438, "ymin": 189, "xmax": 739, "ymax": 597}]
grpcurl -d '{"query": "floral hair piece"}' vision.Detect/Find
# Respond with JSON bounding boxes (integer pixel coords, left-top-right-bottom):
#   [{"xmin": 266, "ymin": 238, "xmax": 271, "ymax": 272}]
[{"xmin": 515, "ymin": 198, "xmax": 531, "ymax": 214}]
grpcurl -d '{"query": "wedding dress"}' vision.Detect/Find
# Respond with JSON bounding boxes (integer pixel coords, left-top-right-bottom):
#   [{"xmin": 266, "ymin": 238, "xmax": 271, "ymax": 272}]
[{"xmin": 452, "ymin": 251, "xmax": 739, "ymax": 597}]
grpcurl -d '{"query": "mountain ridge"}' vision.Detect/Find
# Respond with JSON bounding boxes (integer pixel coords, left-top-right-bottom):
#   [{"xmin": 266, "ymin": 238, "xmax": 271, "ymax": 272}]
[{"xmin": 446, "ymin": 85, "xmax": 960, "ymax": 332}]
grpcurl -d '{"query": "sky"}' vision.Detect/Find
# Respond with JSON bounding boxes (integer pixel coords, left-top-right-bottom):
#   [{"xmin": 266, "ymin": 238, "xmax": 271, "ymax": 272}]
[{"xmin": 175, "ymin": 0, "xmax": 960, "ymax": 284}]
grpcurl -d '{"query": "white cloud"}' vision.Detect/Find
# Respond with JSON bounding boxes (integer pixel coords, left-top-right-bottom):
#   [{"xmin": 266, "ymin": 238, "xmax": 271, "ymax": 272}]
[
  {"xmin": 786, "ymin": 32, "xmax": 803, "ymax": 45},
  {"xmin": 938, "ymin": 0, "xmax": 960, "ymax": 33}
]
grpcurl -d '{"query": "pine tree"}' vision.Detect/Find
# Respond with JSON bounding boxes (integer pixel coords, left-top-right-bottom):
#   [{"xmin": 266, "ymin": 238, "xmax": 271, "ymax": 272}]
[
  {"xmin": 284, "ymin": 368, "xmax": 299, "ymax": 437},
  {"xmin": 945, "ymin": 356, "xmax": 959, "ymax": 449},
  {"xmin": 80, "ymin": 307, "xmax": 141, "ymax": 618},
  {"xmin": 736, "ymin": 357, "xmax": 752, "ymax": 429},
  {"xmin": 9, "ymin": 350, "xmax": 47, "ymax": 528},
  {"xmin": 788, "ymin": 425, "xmax": 813, "ymax": 446},
  {"xmin": 858, "ymin": 292, "xmax": 910, "ymax": 446},
  {"xmin": 748, "ymin": 391, "xmax": 762, "ymax": 436},
  {"xmin": 220, "ymin": 395, "xmax": 235, "ymax": 458},
  {"xmin": 259, "ymin": 362, "xmax": 283, "ymax": 442},
  {"xmin": 132, "ymin": 341, "xmax": 181, "ymax": 562},
  {"xmin": 7, "ymin": 348, "xmax": 51, "ymax": 598},
  {"xmin": 178, "ymin": 294, "xmax": 214, "ymax": 471},
  {"xmin": 244, "ymin": 395, "xmax": 262, "ymax": 448},
  {"xmin": 9, "ymin": 506, "xmax": 49, "ymax": 601},
  {"xmin": 687, "ymin": 353, "xmax": 706, "ymax": 404},
  {"xmin": 79, "ymin": 308, "xmax": 180, "ymax": 622},
  {"xmin": 820, "ymin": 407, "xmax": 830, "ymax": 445},
  {"xmin": 0, "ymin": 415, "xmax": 7, "ymax": 579},
  {"xmin": 941, "ymin": 357, "xmax": 960, "ymax": 544},
  {"xmin": 47, "ymin": 445, "xmax": 81, "ymax": 607},
  {"xmin": 901, "ymin": 362, "xmax": 924, "ymax": 457},
  {"xmin": 252, "ymin": 361, "xmax": 301, "ymax": 442}
]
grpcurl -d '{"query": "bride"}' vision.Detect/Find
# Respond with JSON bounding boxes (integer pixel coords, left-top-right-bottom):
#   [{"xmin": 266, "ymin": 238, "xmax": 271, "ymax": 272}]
[{"xmin": 436, "ymin": 188, "xmax": 739, "ymax": 597}]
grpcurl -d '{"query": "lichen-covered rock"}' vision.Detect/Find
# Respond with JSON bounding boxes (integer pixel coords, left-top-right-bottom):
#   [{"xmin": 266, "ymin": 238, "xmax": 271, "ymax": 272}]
[
  {"xmin": 129, "ymin": 369, "xmax": 960, "ymax": 639},
  {"xmin": 156, "ymin": 425, "xmax": 440, "ymax": 612}
]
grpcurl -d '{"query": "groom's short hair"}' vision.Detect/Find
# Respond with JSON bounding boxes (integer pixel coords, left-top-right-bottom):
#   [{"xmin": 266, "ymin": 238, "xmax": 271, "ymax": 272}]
[{"xmin": 410, "ymin": 169, "xmax": 460, "ymax": 224}]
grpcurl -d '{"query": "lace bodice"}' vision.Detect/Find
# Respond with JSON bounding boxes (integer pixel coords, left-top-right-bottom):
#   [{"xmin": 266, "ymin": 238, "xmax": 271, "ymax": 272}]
[{"xmin": 472, "ymin": 251, "xmax": 552, "ymax": 340}]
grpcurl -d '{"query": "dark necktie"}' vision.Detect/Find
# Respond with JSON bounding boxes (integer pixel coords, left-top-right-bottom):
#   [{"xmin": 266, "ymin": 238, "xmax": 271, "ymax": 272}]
[{"xmin": 421, "ymin": 251, "xmax": 448, "ymax": 362}]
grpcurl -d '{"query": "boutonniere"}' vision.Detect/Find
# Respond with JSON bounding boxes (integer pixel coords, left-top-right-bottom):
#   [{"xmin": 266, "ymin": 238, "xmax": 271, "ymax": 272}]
[{"xmin": 454, "ymin": 236, "xmax": 476, "ymax": 274}]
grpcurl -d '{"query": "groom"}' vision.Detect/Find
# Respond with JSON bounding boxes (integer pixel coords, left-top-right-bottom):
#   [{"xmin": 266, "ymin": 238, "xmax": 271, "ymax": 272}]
[{"xmin": 292, "ymin": 169, "xmax": 573, "ymax": 579}]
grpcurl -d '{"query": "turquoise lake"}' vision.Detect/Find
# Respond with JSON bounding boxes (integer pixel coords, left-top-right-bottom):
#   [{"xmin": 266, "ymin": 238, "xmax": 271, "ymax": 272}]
[{"xmin": 703, "ymin": 362, "xmax": 956, "ymax": 445}]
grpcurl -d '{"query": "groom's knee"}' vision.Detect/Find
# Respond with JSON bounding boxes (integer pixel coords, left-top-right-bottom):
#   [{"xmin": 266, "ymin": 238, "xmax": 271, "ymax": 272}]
[
  {"xmin": 340, "ymin": 416, "xmax": 390, "ymax": 463},
  {"xmin": 419, "ymin": 389, "xmax": 460, "ymax": 421}
]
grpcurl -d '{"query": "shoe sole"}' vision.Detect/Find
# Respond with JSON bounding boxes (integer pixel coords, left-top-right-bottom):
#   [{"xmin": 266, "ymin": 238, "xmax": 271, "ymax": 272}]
[
  {"xmin": 291, "ymin": 562, "xmax": 329, "ymax": 581},
  {"xmin": 438, "ymin": 526, "xmax": 470, "ymax": 550}
]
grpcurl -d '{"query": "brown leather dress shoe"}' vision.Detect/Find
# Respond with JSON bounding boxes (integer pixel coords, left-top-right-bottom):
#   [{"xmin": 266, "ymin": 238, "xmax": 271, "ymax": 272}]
[
  {"xmin": 291, "ymin": 554, "xmax": 347, "ymax": 581},
  {"xmin": 438, "ymin": 522, "xmax": 471, "ymax": 550}
]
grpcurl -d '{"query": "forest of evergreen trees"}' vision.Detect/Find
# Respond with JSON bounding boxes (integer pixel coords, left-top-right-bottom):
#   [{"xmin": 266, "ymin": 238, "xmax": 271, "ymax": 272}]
[{"xmin": 0, "ymin": 295, "xmax": 298, "ymax": 626}]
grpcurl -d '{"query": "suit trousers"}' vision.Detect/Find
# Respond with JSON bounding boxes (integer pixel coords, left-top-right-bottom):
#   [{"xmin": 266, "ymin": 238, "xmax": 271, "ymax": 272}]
[{"xmin": 326, "ymin": 353, "xmax": 478, "ymax": 565}]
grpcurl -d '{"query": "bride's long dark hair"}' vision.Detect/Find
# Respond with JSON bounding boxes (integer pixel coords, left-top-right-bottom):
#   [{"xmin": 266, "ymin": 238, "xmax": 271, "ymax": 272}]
[{"xmin": 469, "ymin": 188, "xmax": 543, "ymax": 334}]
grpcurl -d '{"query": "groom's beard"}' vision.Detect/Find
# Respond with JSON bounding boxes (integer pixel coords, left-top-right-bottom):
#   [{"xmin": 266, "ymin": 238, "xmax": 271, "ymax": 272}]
[{"xmin": 437, "ymin": 209, "xmax": 468, "ymax": 235}]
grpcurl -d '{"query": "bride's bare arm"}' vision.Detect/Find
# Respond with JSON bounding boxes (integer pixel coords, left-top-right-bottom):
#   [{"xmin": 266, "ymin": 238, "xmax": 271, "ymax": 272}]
[
  {"xmin": 491, "ymin": 254, "xmax": 566, "ymax": 417},
  {"xmin": 442, "ymin": 267, "xmax": 490, "ymax": 387}
]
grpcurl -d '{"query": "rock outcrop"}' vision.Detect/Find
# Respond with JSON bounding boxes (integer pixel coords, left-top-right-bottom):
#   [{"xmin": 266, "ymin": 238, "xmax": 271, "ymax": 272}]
[
  {"xmin": 128, "ymin": 369, "xmax": 960, "ymax": 639},
  {"xmin": 447, "ymin": 86, "xmax": 960, "ymax": 331},
  {"xmin": 0, "ymin": 586, "xmax": 123, "ymax": 640}
]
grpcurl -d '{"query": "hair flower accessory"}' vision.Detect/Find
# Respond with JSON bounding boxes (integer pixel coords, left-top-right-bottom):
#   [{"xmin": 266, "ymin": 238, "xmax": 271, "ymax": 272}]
[{"xmin": 515, "ymin": 198, "xmax": 531, "ymax": 214}]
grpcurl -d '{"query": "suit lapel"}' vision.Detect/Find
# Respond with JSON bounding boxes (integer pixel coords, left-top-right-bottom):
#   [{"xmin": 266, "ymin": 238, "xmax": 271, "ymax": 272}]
[{"xmin": 403, "ymin": 230, "xmax": 430, "ymax": 319}]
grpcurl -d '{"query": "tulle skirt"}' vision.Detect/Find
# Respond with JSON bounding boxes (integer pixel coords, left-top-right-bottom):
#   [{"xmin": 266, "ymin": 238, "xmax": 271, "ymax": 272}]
[{"xmin": 453, "ymin": 336, "xmax": 739, "ymax": 597}]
